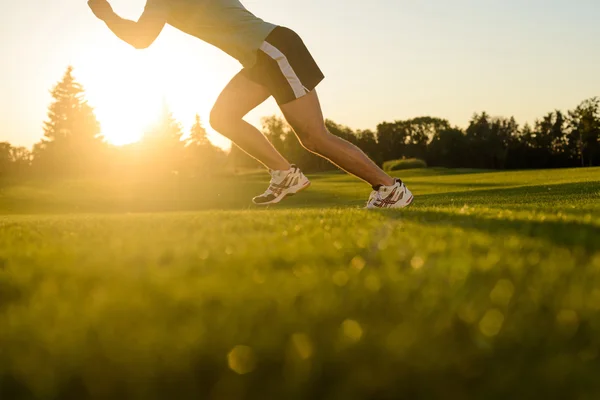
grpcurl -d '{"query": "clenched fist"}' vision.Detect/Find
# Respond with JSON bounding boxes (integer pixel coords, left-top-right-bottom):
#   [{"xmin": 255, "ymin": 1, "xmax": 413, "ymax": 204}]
[{"xmin": 88, "ymin": 0, "xmax": 115, "ymax": 21}]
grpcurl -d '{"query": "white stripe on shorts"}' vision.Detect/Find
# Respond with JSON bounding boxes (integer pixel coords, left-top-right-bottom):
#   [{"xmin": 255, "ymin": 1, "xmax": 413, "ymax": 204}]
[{"xmin": 259, "ymin": 41, "xmax": 308, "ymax": 99}]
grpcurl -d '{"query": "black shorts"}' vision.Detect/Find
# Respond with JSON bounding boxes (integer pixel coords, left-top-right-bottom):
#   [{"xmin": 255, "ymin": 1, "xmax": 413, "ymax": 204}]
[{"xmin": 241, "ymin": 26, "xmax": 325, "ymax": 105}]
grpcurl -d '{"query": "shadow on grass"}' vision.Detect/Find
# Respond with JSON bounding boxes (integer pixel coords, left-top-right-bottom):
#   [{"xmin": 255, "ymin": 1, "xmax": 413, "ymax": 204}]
[
  {"xmin": 371, "ymin": 181, "xmax": 600, "ymax": 251},
  {"xmin": 281, "ymin": 180, "xmax": 600, "ymax": 212},
  {"xmin": 408, "ymin": 182, "xmax": 511, "ymax": 189},
  {"xmin": 386, "ymin": 207, "xmax": 600, "ymax": 252},
  {"xmin": 416, "ymin": 181, "xmax": 600, "ymax": 208},
  {"xmin": 392, "ymin": 167, "xmax": 497, "ymax": 177}
]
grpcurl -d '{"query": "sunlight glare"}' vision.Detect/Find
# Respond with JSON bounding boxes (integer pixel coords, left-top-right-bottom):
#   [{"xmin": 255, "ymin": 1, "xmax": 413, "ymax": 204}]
[
  {"xmin": 74, "ymin": 46, "xmax": 165, "ymax": 146},
  {"xmin": 72, "ymin": 0, "xmax": 241, "ymax": 150}
]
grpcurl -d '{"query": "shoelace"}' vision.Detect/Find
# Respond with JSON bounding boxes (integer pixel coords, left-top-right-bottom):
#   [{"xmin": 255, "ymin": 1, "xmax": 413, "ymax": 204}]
[
  {"xmin": 367, "ymin": 182, "xmax": 402, "ymax": 207},
  {"xmin": 261, "ymin": 171, "xmax": 286, "ymax": 196},
  {"xmin": 367, "ymin": 190, "xmax": 380, "ymax": 206}
]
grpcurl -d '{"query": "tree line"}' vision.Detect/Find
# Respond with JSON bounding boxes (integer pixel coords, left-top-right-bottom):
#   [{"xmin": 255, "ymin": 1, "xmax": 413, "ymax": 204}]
[
  {"xmin": 1, "ymin": 66, "xmax": 598, "ymax": 183},
  {"xmin": 232, "ymin": 101, "xmax": 599, "ymax": 172},
  {"xmin": 1, "ymin": 67, "xmax": 226, "ymax": 183}
]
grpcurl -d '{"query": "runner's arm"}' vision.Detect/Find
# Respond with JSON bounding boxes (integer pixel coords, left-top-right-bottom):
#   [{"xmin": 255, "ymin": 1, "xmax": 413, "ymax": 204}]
[{"xmin": 88, "ymin": 0, "xmax": 167, "ymax": 49}]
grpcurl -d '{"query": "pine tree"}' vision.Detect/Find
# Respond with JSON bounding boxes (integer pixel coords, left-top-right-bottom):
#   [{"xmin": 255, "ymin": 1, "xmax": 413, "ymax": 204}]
[
  {"xmin": 33, "ymin": 66, "xmax": 104, "ymax": 176},
  {"xmin": 143, "ymin": 100, "xmax": 183, "ymax": 146},
  {"xmin": 184, "ymin": 114, "xmax": 225, "ymax": 177},
  {"xmin": 140, "ymin": 100, "xmax": 185, "ymax": 176},
  {"xmin": 187, "ymin": 114, "xmax": 210, "ymax": 147},
  {"xmin": 42, "ymin": 66, "xmax": 101, "ymax": 143}
]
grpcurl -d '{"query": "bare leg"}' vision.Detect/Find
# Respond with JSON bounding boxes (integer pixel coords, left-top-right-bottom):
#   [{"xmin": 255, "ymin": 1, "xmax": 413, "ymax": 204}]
[
  {"xmin": 280, "ymin": 90, "xmax": 394, "ymax": 187},
  {"xmin": 210, "ymin": 73, "xmax": 291, "ymax": 171}
]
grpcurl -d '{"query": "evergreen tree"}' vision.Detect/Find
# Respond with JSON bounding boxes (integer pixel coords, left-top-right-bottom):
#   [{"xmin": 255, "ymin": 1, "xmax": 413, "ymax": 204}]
[
  {"xmin": 32, "ymin": 66, "xmax": 104, "ymax": 176},
  {"xmin": 139, "ymin": 100, "xmax": 185, "ymax": 175},
  {"xmin": 187, "ymin": 114, "xmax": 210, "ymax": 147},
  {"xmin": 143, "ymin": 100, "xmax": 183, "ymax": 146},
  {"xmin": 184, "ymin": 114, "xmax": 225, "ymax": 177}
]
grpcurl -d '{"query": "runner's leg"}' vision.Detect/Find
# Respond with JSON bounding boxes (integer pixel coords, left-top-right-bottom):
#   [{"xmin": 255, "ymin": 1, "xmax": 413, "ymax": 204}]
[
  {"xmin": 210, "ymin": 72, "xmax": 291, "ymax": 171},
  {"xmin": 280, "ymin": 90, "xmax": 395, "ymax": 187}
]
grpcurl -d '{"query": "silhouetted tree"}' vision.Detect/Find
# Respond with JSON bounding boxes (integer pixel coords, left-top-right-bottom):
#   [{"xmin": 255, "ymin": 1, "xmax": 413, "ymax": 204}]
[
  {"xmin": 355, "ymin": 129, "xmax": 382, "ymax": 166},
  {"xmin": 184, "ymin": 114, "xmax": 226, "ymax": 177},
  {"xmin": 427, "ymin": 128, "xmax": 468, "ymax": 168},
  {"xmin": 0, "ymin": 143, "xmax": 12, "ymax": 180},
  {"xmin": 32, "ymin": 66, "xmax": 104, "ymax": 177},
  {"xmin": 465, "ymin": 113, "xmax": 517, "ymax": 169},
  {"xmin": 188, "ymin": 114, "xmax": 210, "ymax": 146},
  {"xmin": 404, "ymin": 117, "xmax": 451, "ymax": 160},
  {"xmin": 376, "ymin": 117, "xmax": 450, "ymax": 165},
  {"xmin": 138, "ymin": 101, "xmax": 185, "ymax": 176},
  {"xmin": 228, "ymin": 144, "xmax": 262, "ymax": 172},
  {"xmin": 261, "ymin": 115, "xmax": 287, "ymax": 151},
  {"xmin": 568, "ymin": 98, "xmax": 600, "ymax": 167},
  {"xmin": 10, "ymin": 146, "xmax": 31, "ymax": 177},
  {"xmin": 326, "ymin": 120, "xmax": 357, "ymax": 144},
  {"xmin": 516, "ymin": 111, "xmax": 571, "ymax": 168},
  {"xmin": 261, "ymin": 116, "xmax": 332, "ymax": 172},
  {"xmin": 0, "ymin": 143, "xmax": 32, "ymax": 183},
  {"xmin": 376, "ymin": 121, "xmax": 410, "ymax": 162}
]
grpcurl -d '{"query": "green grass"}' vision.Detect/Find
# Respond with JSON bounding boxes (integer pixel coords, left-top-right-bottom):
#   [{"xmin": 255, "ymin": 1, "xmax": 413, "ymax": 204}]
[{"xmin": 0, "ymin": 167, "xmax": 599, "ymax": 399}]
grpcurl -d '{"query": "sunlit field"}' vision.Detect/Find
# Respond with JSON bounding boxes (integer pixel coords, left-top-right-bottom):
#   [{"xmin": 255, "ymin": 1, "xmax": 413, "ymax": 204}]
[{"xmin": 1, "ymin": 167, "xmax": 599, "ymax": 399}]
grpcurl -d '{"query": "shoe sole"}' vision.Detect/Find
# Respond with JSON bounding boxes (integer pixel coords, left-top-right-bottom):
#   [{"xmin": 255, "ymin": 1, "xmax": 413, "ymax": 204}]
[{"xmin": 253, "ymin": 180, "xmax": 311, "ymax": 206}]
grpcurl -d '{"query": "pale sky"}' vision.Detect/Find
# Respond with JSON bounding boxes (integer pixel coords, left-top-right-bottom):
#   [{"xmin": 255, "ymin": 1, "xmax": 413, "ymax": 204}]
[{"xmin": 1, "ymin": 0, "xmax": 599, "ymax": 149}]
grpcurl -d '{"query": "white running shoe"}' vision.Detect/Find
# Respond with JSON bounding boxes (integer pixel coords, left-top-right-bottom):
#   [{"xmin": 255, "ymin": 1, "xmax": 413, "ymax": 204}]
[
  {"xmin": 252, "ymin": 165, "xmax": 311, "ymax": 206},
  {"xmin": 365, "ymin": 179, "xmax": 414, "ymax": 209}
]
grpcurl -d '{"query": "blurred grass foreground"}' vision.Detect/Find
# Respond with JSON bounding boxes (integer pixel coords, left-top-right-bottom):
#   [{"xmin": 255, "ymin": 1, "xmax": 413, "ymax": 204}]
[{"xmin": 0, "ymin": 167, "xmax": 599, "ymax": 399}]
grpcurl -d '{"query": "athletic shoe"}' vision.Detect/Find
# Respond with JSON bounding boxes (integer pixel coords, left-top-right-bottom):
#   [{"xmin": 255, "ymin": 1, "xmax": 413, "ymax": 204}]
[
  {"xmin": 252, "ymin": 165, "xmax": 311, "ymax": 205},
  {"xmin": 365, "ymin": 179, "xmax": 414, "ymax": 209}
]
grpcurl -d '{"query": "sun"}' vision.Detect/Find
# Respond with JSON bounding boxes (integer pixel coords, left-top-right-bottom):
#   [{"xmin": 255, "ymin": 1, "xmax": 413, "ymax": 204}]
[
  {"xmin": 94, "ymin": 92, "xmax": 162, "ymax": 146},
  {"xmin": 74, "ymin": 45, "xmax": 221, "ymax": 148},
  {"xmin": 72, "ymin": 24, "xmax": 236, "ymax": 150},
  {"xmin": 76, "ymin": 50, "xmax": 164, "ymax": 146}
]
